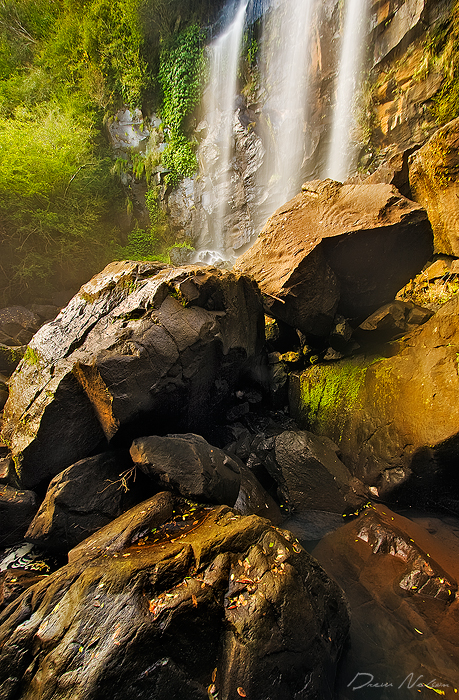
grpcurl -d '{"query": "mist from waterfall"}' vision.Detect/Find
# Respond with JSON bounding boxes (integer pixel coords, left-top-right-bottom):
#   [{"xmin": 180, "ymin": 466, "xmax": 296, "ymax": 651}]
[
  {"xmin": 325, "ymin": 0, "xmax": 369, "ymax": 182},
  {"xmin": 194, "ymin": 0, "xmax": 248, "ymax": 264},
  {"xmin": 257, "ymin": 0, "xmax": 314, "ymax": 215}
]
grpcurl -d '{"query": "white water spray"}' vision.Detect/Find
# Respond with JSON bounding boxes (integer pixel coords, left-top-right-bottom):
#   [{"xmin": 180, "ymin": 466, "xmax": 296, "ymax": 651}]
[
  {"xmin": 325, "ymin": 0, "xmax": 369, "ymax": 182},
  {"xmin": 258, "ymin": 0, "xmax": 314, "ymax": 214},
  {"xmin": 195, "ymin": 0, "xmax": 248, "ymax": 262}
]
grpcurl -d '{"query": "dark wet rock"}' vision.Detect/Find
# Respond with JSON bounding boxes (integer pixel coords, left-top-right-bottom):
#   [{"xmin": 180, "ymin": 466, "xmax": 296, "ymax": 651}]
[
  {"xmin": 29, "ymin": 304, "xmax": 59, "ymax": 323},
  {"xmin": 312, "ymin": 504, "xmax": 459, "ymax": 697},
  {"xmin": 290, "ymin": 294, "xmax": 459, "ymax": 508},
  {"xmin": 0, "ymin": 495, "xmax": 349, "ymax": 700},
  {"xmin": 356, "ymin": 300, "xmax": 433, "ymax": 343},
  {"xmin": 274, "ymin": 430, "xmax": 365, "ymax": 513},
  {"xmin": 25, "ymin": 452, "xmax": 133, "ymax": 553},
  {"xmin": 281, "ymin": 510, "xmax": 344, "ymax": 543},
  {"xmin": 130, "ymin": 434, "xmax": 241, "ymax": 507},
  {"xmin": 0, "ymin": 485, "xmax": 38, "ymax": 547},
  {"xmin": 1, "ymin": 261, "xmax": 265, "ymax": 489},
  {"xmin": 235, "ymin": 180, "xmax": 433, "ymax": 336},
  {"xmin": 68, "ymin": 491, "xmax": 176, "ymax": 564},
  {"xmin": 267, "ymin": 353, "xmax": 289, "ymax": 407},
  {"xmin": 233, "ymin": 465, "xmax": 282, "ymax": 524},
  {"xmin": 357, "ymin": 509, "xmax": 456, "ymax": 601},
  {"xmin": 0, "ymin": 345, "xmax": 25, "ymax": 374},
  {"xmin": 0, "ymin": 569, "xmax": 47, "ymax": 611},
  {"xmin": 0, "ymin": 307, "xmax": 40, "ymax": 346}
]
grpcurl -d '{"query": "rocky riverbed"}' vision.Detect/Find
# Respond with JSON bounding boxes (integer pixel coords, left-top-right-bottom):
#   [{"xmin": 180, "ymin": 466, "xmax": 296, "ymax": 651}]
[{"xmin": 1, "ymin": 171, "xmax": 459, "ymax": 698}]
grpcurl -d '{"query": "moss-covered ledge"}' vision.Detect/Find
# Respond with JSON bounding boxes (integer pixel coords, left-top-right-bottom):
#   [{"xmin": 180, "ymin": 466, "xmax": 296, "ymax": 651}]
[{"xmin": 289, "ymin": 298, "xmax": 459, "ymax": 508}]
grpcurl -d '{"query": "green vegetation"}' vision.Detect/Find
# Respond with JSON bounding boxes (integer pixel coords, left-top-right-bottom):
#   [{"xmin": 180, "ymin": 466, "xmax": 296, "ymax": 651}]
[
  {"xmin": 159, "ymin": 24, "xmax": 205, "ymax": 186},
  {"xmin": 397, "ymin": 269, "xmax": 459, "ymax": 308},
  {"xmin": 0, "ymin": 0, "xmax": 217, "ymax": 305},
  {"xmin": 23, "ymin": 346, "xmax": 41, "ymax": 366},
  {"xmin": 298, "ymin": 359, "xmax": 370, "ymax": 441},
  {"xmin": 431, "ymin": 0, "xmax": 459, "ymax": 124}
]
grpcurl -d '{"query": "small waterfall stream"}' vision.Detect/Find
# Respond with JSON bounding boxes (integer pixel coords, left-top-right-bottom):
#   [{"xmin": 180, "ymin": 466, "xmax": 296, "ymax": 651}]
[
  {"xmin": 325, "ymin": 0, "xmax": 369, "ymax": 182},
  {"xmin": 194, "ymin": 0, "xmax": 248, "ymax": 264},
  {"xmin": 257, "ymin": 0, "xmax": 315, "ymax": 216}
]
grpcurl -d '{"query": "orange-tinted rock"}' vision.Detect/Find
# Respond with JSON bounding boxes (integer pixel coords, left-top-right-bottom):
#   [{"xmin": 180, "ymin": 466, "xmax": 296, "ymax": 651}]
[
  {"xmin": 235, "ymin": 180, "xmax": 432, "ymax": 336},
  {"xmin": 290, "ymin": 294, "xmax": 459, "ymax": 509},
  {"xmin": 409, "ymin": 117, "xmax": 459, "ymax": 255}
]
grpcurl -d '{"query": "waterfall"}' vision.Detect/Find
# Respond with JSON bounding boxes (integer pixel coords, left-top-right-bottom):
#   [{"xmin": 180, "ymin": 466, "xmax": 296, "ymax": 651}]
[
  {"xmin": 191, "ymin": 0, "xmax": 370, "ymax": 261},
  {"xmin": 257, "ymin": 0, "xmax": 314, "ymax": 216},
  {"xmin": 194, "ymin": 0, "xmax": 248, "ymax": 264},
  {"xmin": 325, "ymin": 0, "xmax": 369, "ymax": 182}
]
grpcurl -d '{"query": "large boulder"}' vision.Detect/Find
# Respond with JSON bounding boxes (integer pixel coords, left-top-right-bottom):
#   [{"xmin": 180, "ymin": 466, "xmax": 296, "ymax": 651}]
[
  {"xmin": 1, "ymin": 262, "xmax": 265, "ymax": 489},
  {"xmin": 274, "ymin": 431, "xmax": 364, "ymax": 513},
  {"xmin": 289, "ymin": 294, "xmax": 459, "ymax": 508},
  {"xmin": 234, "ymin": 180, "xmax": 432, "ymax": 336},
  {"xmin": 409, "ymin": 117, "xmax": 459, "ymax": 255},
  {"xmin": 0, "ymin": 493, "xmax": 350, "ymax": 700}
]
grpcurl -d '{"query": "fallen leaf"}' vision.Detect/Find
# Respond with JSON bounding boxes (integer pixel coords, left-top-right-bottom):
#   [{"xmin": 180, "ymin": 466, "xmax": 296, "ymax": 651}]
[
  {"xmin": 212, "ymin": 668, "xmax": 217, "ymax": 682},
  {"xmin": 237, "ymin": 687, "xmax": 246, "ymax": 697},
  {"xmin": 192, "ymin": 594, "xmax": 198, "ymax": 607}
]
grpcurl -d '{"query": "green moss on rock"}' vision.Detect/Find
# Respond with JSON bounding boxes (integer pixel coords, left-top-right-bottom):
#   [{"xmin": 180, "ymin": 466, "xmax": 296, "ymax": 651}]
[{"xmin": 290, "ymin": 356, "xmax": 381, "ymax": 443}]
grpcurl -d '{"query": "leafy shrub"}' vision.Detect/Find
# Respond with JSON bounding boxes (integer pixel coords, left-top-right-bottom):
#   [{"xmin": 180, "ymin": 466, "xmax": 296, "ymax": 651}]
[
  {"xmin": 0, "ymin": 103, "xmax": 123, "ymax": 302},
  {"xmin": 159, "ymin": 24, "xmax": 204, "ymax": 184}
]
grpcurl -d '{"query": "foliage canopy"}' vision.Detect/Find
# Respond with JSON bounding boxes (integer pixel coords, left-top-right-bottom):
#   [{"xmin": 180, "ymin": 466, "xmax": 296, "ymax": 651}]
[{"xmin": 0, "ymin": 0, "xmax": 219, "ymax": 303}]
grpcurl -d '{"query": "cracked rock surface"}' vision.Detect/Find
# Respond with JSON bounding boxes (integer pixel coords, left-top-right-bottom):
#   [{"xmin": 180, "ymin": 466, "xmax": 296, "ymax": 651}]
[
  {"xmin": 234, "ymin": 180, "xmax": 433, "ymax": 336},
  {"xmin": 0, "ymin": 493, "xmax": 350, "ymax": 700},
  {"xmin": 1, "ymin": 262, "xmax": 265, "ymax": 489}
]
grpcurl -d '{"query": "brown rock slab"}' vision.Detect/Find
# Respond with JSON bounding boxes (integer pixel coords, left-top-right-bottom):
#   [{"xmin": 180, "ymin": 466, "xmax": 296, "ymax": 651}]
[
  {"xmin": 409, "ymin": 117, "xmax": 459, "ymax": 255},
  {"xmin": 0, "ymin": 496, "xmax": 350, "ymax": 700},
  {"xmin": 235, "ymin": 180, "xmax": 432, "ymax": 335}
]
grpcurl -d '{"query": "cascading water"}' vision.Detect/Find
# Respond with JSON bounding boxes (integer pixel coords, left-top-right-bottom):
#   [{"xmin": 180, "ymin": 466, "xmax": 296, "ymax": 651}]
[
  {"xmin": 194, "ymin": 0, "xmax": 248, "ymax": 264},
  {"xmin": 257, "ymin": 0, "xmax": 315, "ymax": 217},
  {"xmin": 325, "ymin": 0, "xmax": 369, "ymax": 182},
  {"xmin": 192, "ymin": 0, "xmax": 369, "ymax": 261}
]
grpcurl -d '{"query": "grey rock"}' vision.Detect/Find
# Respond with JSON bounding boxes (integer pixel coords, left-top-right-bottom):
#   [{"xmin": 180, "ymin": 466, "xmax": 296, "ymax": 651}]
[
  {"xmin": 130, "ymin": 434, "xmax": 241, "ymax": 507},
  {"xmin": 1, "ymin": 262, "xmax": 265, "ymax": 489},
  {"xmin": 25, "ymin": 452, "xmax": 132, "ymax": 553}
]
